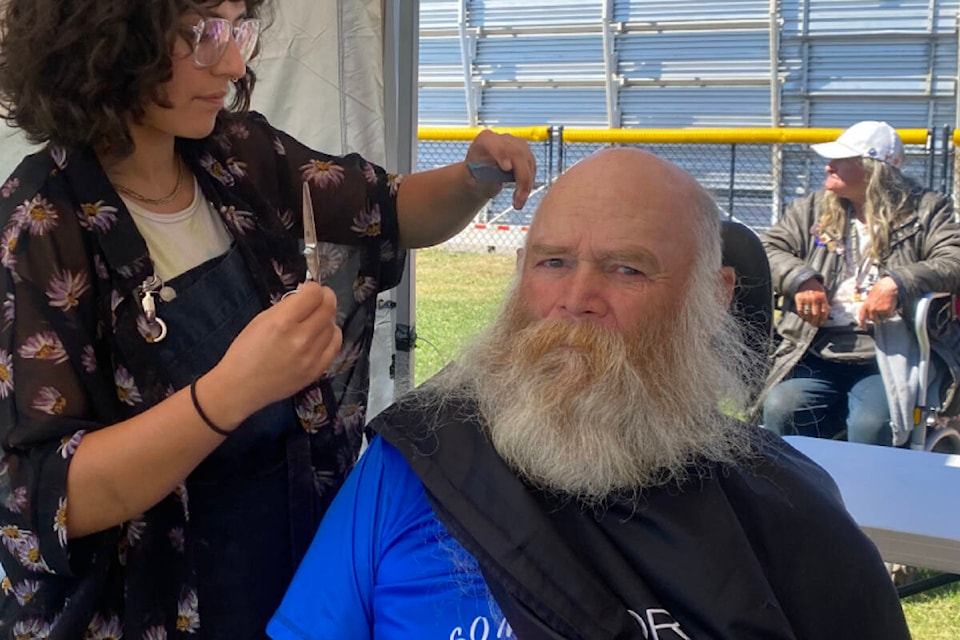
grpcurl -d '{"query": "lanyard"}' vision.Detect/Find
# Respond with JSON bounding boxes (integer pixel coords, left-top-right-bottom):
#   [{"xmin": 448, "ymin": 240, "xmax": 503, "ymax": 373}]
[{"xmin": 849, "ymin": 222, "xmax": 875, "ymax": 302}]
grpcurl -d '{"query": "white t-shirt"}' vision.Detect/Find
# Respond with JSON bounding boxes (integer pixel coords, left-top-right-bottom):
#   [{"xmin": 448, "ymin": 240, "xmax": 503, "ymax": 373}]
[
  {"xmin": 824, "ymin": 219, "xmax": 879, "ymax": 328},
  {"xmin": 122, "ymin": 178, "xmax": 233, "ymax": 282}
]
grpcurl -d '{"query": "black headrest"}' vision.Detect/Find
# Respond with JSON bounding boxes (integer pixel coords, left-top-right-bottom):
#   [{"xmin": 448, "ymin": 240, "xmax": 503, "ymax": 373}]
[{"xmin": 721, "ymin": 219, "xmax": 773, "ymax": 372}]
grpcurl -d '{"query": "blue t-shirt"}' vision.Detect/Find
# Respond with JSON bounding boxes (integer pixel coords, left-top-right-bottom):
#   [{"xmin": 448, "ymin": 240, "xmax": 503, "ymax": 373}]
[{"xmin": 267, "ymin": 436, "xmax": 514, "ymax": 640}]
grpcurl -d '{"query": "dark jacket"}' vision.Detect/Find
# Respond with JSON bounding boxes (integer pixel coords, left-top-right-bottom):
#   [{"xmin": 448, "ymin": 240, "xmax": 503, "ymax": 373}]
[{"xmin": 759, "ymin": 188, "xmax": 960, "ymax": 405}]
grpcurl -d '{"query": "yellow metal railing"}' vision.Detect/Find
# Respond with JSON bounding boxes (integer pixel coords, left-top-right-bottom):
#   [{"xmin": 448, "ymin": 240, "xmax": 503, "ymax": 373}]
[
  {"xmin": 561, "ymin": 127, "xmax": 930, "ymax": 145},
  {"xmin": 418, "ymin": 126, "xmax": 931, "ymax": 146},
  {"xmin": 415, "ymin": 125, "xmax": 953, "ymax": 231},
  {"xmin": 418, "ymin": 126, "xmax": 551, "ymax": 142}
]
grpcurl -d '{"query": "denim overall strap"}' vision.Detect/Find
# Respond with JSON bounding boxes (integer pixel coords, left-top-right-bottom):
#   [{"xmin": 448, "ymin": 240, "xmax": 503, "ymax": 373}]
[{"xmin": 151, "ymin": 245, "xmax": 308, "ymax": 639}]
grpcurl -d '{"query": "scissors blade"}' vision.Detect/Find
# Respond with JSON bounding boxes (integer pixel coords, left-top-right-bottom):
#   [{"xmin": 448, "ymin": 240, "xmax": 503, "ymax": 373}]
[{"xmin": 301, "ymin": 182, "xmax": 320, "ymax": 283}]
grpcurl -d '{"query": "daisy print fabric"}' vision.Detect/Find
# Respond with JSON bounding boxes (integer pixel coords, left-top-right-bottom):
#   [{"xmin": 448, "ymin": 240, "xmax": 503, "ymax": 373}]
[{"xmin": 0, "ymin": 112, "xmax": 404, "ymax": 638}]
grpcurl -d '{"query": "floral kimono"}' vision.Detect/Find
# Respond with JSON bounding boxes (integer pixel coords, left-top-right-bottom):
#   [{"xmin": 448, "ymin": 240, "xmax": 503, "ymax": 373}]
[{"xmin": 0, "ymin": 112, "xmax": 404, "ymax": 638}]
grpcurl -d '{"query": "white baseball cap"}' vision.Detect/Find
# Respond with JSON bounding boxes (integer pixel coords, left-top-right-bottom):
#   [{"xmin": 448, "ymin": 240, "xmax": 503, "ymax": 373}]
[{"xmin": 810, "ymin": 120, "xmax": 905, "ymax": 168}]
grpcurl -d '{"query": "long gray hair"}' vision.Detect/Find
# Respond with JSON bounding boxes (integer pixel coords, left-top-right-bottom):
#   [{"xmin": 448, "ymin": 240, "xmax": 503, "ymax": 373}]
[{"xmin": 817, "ymin": 159, "xmax": 925, "ymax": 261}]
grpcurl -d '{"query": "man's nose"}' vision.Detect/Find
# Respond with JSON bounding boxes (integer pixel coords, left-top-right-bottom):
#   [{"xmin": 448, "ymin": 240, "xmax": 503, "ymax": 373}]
[{"xmin": 558, "ymin": 268, "xmax": 608, "ymax": 319}]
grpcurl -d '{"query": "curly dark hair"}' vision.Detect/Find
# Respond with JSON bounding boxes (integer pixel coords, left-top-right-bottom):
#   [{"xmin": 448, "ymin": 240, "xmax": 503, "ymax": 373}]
[{"xmin": 0, "ymin": 0, "xmax": 271, "ymax": 155}]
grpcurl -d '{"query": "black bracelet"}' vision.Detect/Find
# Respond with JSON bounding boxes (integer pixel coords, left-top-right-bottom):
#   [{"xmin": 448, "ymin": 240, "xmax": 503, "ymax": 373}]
[{"xmin": 190, "ymin": 377, "xmax": 232, "ymax": 437}]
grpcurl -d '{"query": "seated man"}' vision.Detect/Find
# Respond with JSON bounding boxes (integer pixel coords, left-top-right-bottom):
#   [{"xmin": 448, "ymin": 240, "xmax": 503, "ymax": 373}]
[{"xmin": 268, "ymin": 148, "xmax": 909, "ymax": 640}]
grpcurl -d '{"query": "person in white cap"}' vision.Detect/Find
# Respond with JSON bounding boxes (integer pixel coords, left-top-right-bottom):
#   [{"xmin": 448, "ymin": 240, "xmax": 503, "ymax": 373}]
[{"xmin": 757, "ymin": 121, "xmax": 960, "ymax": 445}]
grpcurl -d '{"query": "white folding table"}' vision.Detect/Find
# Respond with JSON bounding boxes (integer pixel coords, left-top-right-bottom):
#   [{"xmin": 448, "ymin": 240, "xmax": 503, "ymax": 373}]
[{"xmin": 784, "ymin": 435, "xmax": 960, "ymax": 574}]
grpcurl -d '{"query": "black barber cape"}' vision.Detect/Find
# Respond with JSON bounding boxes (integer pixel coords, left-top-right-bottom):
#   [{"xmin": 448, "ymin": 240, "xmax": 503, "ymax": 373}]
[{"xmin": 372, "ymin": 393, "xmax": 910, "ymax": 640}]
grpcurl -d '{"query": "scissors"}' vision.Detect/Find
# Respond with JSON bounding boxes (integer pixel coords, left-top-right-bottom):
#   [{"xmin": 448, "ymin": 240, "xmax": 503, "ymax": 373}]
[{"xmin": 301, "ymin": 181, "xmax": 320, "ymax": 283}]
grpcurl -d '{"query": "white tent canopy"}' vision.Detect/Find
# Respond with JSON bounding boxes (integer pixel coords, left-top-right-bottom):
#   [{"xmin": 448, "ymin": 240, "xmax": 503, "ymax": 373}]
[{"xmin": 0, "ymin": 0, "xmax": 418, "ymax": 415}]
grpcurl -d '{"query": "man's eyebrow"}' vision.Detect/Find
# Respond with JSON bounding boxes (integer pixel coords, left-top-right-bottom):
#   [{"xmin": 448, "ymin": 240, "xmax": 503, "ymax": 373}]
[
  {"xmin": 599, "ymin": 248, "xmax": 661, "ymax": 270},
  {"xmin": 527, "ymin": 244, "xmax": 662, "ymax": 270},
  {"xmin": 527, "ymin": 243, "xmax": 573, "ymax": 256}
]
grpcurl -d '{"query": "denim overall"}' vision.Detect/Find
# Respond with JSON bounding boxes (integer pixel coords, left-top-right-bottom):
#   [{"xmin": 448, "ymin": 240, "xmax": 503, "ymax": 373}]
[{"xmin": 153, "ymin": 245, "xmax": 307, "ymax": 639}]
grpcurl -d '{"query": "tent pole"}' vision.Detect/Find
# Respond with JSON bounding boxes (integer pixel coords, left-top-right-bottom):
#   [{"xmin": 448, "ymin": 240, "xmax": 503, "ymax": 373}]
[{"xmin": 384, "ymin": 0, "xmax": 420, "ymax": 395}]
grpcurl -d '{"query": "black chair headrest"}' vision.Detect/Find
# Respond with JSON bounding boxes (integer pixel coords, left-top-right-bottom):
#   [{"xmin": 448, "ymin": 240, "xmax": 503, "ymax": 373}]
[{"xmin": 720, "ymin": 219, "xmax": 774, "ymax": 378}]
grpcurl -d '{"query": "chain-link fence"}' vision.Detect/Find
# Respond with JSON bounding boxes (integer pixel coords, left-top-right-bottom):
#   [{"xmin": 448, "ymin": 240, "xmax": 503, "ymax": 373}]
[
  {"xmin": 417, "ymin": 127, "xmax": 554, "ymax": 254},
  {"xmin": 419, "ymin": 126, "xmax": 953, "ymax": 253}
]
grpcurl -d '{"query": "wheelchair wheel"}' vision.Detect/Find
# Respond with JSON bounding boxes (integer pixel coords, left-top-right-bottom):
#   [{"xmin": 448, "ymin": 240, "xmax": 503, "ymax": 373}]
[{"xmin": 925, "ymin": 426, "xmax": 960, "ymax": 454}]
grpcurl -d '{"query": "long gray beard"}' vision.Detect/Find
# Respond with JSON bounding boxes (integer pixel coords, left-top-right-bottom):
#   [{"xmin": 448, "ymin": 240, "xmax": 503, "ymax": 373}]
[{"xmin": 425, "ymin": 274, "xmax": 758, "ymax": 505}]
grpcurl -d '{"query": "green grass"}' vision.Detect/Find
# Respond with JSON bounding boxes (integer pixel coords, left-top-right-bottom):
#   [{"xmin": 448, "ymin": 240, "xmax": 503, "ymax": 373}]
[
  {"xmin": 902, "ymin": 573, "xmax": 960, "ymax": 639},
  {"xmin": 413, "ymin": 248, "xmax": 517, "ymax": 385},
  {"xmin": 413, "ymin": 247, "xmax": 960, "ymax": 637}
]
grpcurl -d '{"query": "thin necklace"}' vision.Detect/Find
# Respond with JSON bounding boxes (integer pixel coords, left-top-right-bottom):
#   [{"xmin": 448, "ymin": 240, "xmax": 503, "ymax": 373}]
[{"xmin": 112, "ymin": 159, "xmax": 184, "ymax": 206}]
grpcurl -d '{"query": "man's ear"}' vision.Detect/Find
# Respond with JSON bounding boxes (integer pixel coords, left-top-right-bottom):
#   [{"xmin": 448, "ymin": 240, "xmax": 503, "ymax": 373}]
[
  {"xmin": 720, "ymin": 266, "xmax": 736, "ymax": 308},
  {"xmin": 516, "ymin": 247, "xmax": 524, "ymax": 271}
]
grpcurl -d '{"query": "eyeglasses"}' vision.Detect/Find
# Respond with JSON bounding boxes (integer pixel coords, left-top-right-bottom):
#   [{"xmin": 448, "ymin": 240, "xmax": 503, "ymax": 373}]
[{"xmin": 190, "ymin": 17, "xmax": 262, "ymax": 68}]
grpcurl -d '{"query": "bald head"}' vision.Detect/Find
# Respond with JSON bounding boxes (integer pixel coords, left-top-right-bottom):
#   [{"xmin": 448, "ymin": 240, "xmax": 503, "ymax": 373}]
[
  {"xmin": 554, "ymin": 147, "xmax": 705, "ymax": 201},
  {"xmin": 531, "ymin": 148, "xmax": 721, "ymax": 271},
  {"xmin": 517, "ymin": 147, "xmax": 726, "ymax": 333}
]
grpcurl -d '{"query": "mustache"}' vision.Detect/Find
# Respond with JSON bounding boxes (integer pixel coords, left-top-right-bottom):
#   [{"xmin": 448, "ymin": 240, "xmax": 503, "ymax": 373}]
[
  {"xmin": 511, "ymin": 314, "xmax": 673, "ymax": 380},
  {"xmin": 515, "ymin": 319, "xmax": 623, "ymax": 361},
  {"xmin": 507, "ymin": 319, "xmax": 628, "ymax": 411}
]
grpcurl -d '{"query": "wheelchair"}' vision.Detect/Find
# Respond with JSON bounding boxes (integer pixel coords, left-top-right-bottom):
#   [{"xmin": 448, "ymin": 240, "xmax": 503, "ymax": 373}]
[
  {"xmin": 906, "ymin": 292, "xmax": 960, "ymax": 454},
  {"xmin": 774, "ymin": 292, "xmax": 960, "ymax": 454}
]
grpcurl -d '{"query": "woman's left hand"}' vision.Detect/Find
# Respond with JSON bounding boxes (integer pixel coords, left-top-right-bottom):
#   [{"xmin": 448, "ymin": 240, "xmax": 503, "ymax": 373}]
[
  {"xmin": 858, "ymin": 276, "xmax": 900, "ymax": 326},
  {"xmin": 464, "ymin": 129, "xmax": 537, "ymax": 210}
]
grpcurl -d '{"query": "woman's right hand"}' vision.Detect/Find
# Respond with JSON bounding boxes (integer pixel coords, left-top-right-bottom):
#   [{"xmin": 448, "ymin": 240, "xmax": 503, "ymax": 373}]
[
  {"xmin": 203, "ymin": 282, "xmax": 343, "ymax": 425},
  {"xmin": 66, "ymin": 282, "xmax": 342, "ymax": 537},
  {"xmin": 794, "ymin": 278, "xmax": 830, "ymax": 327}
]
